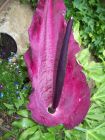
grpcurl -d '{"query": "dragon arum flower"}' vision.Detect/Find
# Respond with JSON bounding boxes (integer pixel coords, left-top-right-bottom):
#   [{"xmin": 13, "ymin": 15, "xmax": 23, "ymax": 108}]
[{"xmin": 24, "ymin": 0, "xmax": 90, "ymax": 129}]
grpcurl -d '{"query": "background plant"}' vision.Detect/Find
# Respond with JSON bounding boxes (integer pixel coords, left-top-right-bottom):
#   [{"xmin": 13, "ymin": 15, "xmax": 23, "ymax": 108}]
[
  {"xmin": 65, "ymin": 0, "xmax": 105, "ymax": 61},
  {"xmin": 0, "ymin": 55, "xmax": 31, "ymax": 112}
]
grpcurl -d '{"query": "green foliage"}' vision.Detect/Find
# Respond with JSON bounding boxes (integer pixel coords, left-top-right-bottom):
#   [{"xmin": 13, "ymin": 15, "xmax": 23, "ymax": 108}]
[
  {"xmin": 76, "ymin": 48, "xmax": 105, "ymax": 140},
  {"xmin": 0, "ymin": 55, "xmax": 31, "ymax": 112},
  {"xmin": 20, "ymin": 0, "xmax": 38, "ymax": 8},
  {"xmin": 2, "ymin": 49, "xmax": 105, "ymax": 140},
  {"xmin": 65, "ymin": 0, "xmax": 105, "ymax": 61},
  {"xmin": 12, "ymin": 118, "xmax": 35, "ymax": 129}
]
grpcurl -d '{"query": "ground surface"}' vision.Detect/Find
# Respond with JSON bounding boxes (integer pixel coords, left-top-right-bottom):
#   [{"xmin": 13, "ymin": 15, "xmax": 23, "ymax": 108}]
[{"xmin": 0, "ymin": 0, "xmax": 5, "ymax": 7}]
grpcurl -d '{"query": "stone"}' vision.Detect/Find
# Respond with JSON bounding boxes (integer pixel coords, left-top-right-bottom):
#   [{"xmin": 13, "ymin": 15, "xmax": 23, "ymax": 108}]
[{"xmin": 0, "ymin": 0, "xmax": 33, "ymax": 55}]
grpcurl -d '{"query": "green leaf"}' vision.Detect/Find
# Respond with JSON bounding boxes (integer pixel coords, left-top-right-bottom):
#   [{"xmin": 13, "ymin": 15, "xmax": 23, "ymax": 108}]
[
  {"xmin": 17, "ymin": 109, "xmax": 29, "ymax": 117},
  {"xmin": 3, "ymin": 103, "xmax": 14, "ymax": 110},
  {"xmin": 92, "ymin": 83, "xmax": 105, "ymax": 99},
  {"xmin": 77, "ymin": 48, "xmax": 90, "ymax": 68},
  {"xmin": 12, "ymin": 118, "xmax": 35, "ymax": 129},
  {"xmin": 47, "ymin": 125, "xmax": 63, "ymax": 133},
  {"xmin": 19, "ymin": 126, "xmax": 37, "ymax": 140},
  {"xmin": 64, "ymin": 130, "xmax": 71, "ymax": 139},
  {"xmin": 87, "ymin": 113, "xmax": 104, "ymax": 121},
  {"xmin": 87, "ymin": 131, "xmax": 105, "ymax": 140},
  {"xmin": 42, "ymin": 133, "xmax": 55, "ymax": 140},
  {"xmin": 29, "ymin": 130, "xmax": 42, "ymax": 140},
  {"xmin": 3, "ymin": 132, "xmax": 13, "ymax": 139},
  {"xmin": 88, "ymin": 62, "xmax": 105, "ymax": 83},
  {"xmin": 73, "ymin": 21, "xmax": 82, "ymax": 45},
  {"xmin": 14, "ymin": 95, "xmax": 25, "ymax": 109}
]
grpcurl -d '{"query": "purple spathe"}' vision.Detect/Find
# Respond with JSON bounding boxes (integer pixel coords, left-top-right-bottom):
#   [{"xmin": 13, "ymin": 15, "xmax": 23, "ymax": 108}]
[{"xmin": 24, "ymin": 0, "xmax": 90, "ymax": 129}]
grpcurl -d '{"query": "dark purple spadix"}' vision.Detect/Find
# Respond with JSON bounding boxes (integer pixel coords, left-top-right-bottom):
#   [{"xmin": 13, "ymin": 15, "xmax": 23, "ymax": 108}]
[{"xmin": 52, "ymin": 17, "xmax": 73, "ymax": 110}]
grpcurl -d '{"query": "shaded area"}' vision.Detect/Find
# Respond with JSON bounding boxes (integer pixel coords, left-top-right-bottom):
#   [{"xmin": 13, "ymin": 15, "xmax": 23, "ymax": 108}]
[{"xmin": 0, "ymin": 33, "xmax": 17, "ymax": 59}]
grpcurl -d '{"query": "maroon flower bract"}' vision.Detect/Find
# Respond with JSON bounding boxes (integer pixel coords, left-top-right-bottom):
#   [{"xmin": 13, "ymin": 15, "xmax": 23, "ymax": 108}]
[{"xmin": 24, "ymin": 0, "xmax": 90, "ymax": 129}]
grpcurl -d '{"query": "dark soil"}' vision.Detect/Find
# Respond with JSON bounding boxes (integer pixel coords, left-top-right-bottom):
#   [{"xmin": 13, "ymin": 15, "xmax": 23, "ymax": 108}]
[
  {"xmin": 0, "ymin": 111, "xmax": 18, "ymax": 140},
  {"xmin": 0, "ymin": 111, "xmax": 12, "ymax": 137}
]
